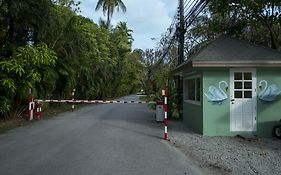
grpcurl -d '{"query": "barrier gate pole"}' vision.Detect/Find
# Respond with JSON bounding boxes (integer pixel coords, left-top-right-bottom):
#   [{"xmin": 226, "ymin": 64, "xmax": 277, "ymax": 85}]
[
  {"xmin": 28, "ymin": 89, "xmax": 34, "ymax": 120},
  {"xmin": 72, "ymin": 89, "xmax": 75, "ymax": 112},
  {"xmin": 162, "ymin": 88, "xmax": 168, "ymax": 140},
  {"xmin": 36, "ymin": 103, "xmax": 42, "ymax": 120}
]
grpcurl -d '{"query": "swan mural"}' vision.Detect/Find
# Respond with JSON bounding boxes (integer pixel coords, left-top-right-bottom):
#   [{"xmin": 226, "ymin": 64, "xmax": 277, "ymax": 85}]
[
  {"xmin": 204, "ymin": 81, "xmax": 229, "ymax": 104},
  {"xmin": 258, "ymin": 80, "xmax": 281, "ymax": 102}
]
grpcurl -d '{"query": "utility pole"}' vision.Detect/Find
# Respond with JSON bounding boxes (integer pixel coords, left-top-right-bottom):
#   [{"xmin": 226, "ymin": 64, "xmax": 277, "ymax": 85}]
[
  {"xmin": 176, "ymin": 0, "xmax": 185, "ymax": 119},
  {"xmin": 178, "ymin": 0, "xmax": 185, "ymax": 65}
]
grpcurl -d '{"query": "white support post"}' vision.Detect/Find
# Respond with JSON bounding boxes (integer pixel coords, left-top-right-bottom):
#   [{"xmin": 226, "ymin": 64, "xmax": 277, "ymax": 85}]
[
  {"xmin": 72, "ymin": 89, "xmax": 75, "ymax": 112},
  {"xmin": 162, "ymin": 88, "xmax": 168, "ymax": 140}
]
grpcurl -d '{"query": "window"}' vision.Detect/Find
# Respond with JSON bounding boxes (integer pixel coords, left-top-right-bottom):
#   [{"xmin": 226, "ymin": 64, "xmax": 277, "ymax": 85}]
[
  {"xmin": 233, "ymin": 72, "xmax": 253, "ymax": 99},
  {"xmin": 184, "ymin": 76, "xmax": 201, "ymax": 104},
  {"xmin": 187, "ymin": 79, "xmax": 196, "ymax": 100}
]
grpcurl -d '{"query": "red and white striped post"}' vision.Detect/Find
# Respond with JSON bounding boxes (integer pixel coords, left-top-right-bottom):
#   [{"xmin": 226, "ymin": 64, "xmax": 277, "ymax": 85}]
[
  {"xmin": 28, "ymin": 89, "xmax": 34, "ymax": 120},
  {"xmin": 162, "ymin": 88, "xmax": 168, "ymax": 140},
  {"xmin": 36, "ymin": 103, "xmax": 42, "ymax": 120},
  {"xmin": 72, "ymin": 89, "xmax": 75, "ymax": 112}
]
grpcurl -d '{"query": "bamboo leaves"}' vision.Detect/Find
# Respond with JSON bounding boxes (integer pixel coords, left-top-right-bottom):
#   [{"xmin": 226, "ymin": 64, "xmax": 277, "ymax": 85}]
[{"xmin": 0, "ymin": 0, "xmax": 143, "ymax": 118}]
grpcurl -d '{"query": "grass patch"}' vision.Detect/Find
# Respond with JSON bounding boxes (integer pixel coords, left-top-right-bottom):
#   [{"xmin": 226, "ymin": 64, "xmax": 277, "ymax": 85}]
[
  {"xmin": 0, "ymin": 118, "xmax": 31, "ymax": 134},
  {"xmin": 138, "ymin": 95, "xmax": 149, "ymax": 101},
  {"xmin": 42, "ymin": 103, "xmax": 73, "ymax": 119},
  {"xmin": 40, "ymin": 103, "xmax": 89, "ymax": 119},
  {"xmin": 138, "ymin": 95, "xmax": 157, "ymax": 110},
  {"xmin": 0, "ymin": 103, "xmax": 89, "ymax": 134}
]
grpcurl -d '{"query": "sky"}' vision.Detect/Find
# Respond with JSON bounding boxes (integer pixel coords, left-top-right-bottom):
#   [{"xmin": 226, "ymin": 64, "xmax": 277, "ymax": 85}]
[{"xmin": 79, "ymin": 0, "xmax": 178, "ymax": 50}]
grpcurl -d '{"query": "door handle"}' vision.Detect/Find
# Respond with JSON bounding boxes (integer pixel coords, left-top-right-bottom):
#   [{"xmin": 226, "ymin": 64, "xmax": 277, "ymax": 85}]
[{"xmin": 231, "ymin": 99, "xmax": 235, "ymax": 102}]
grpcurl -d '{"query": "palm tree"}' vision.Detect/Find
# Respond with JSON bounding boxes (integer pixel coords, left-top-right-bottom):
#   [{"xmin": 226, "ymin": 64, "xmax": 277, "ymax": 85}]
[
  {"xmin": 98, "ymin": 18, "xmax": 108, "ymax": 28},
  {"xmin": 95, "ymin": 0, "xmax": 126, "ymax": 28},
  {"xmin": 116, "ymin": 22, "xmax": 134, "ymax": 43}
]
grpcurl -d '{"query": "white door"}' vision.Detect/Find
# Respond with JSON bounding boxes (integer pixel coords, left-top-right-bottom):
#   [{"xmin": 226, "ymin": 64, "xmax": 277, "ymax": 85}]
[{"xmin": 230, "ymin": 69, "xmax": 257, "ymax": 132}]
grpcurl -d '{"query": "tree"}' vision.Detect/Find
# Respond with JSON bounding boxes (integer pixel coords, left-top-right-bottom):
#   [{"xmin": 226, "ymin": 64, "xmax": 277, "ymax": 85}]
[
  {"xmin": 0, "ymin": 0, "xmax": 53, "ymax": 56},
  {"xmin": 116, "ymin": 22, "xmax": 134, "ymax": 44},
  {"xmin": 95, "ymin": 0, "xmax": 126, "ymax": 28},
  {"xmin": 0, "ymin": 0, "xmax": 143, "ymax": 119},
  {"xmin": 0, "ymin": 43, "xmax": 57, "ymax": 118},
  {"xmin": 186, "ymin": 0, "xmax": 281, "ymax": 51}
]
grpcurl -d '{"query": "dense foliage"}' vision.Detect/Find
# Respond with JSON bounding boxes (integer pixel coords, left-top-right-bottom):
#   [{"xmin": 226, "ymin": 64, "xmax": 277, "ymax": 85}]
[
  {"xmin": 0, "ymin": 0, "xmax": 142, "ymax": 118},
  {"xmin": 135, "ymin": 30, "xmax": 179, "ymax": 118},
  {"xmin": 186, "ymin": 0, "xmax": 281, "ymax": 55}
]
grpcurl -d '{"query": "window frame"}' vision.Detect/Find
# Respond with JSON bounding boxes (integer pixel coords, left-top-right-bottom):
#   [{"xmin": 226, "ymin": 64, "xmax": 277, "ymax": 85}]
[{"xmin": 183, "ymin": 74, "xmax": 201, "ymax": 106}]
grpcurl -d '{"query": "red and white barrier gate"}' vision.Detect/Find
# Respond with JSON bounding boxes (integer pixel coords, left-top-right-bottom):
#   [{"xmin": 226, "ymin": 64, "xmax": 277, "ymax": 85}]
[
  {"xmin": 28, "ymin": 89, "xmax": 170, "ymax": 140},
  {"xmin": 28, "ymin": 89, "xmax": 156, "ymax": 120},
  {"xmin": 34, "ymin": 99, "xmax": 152, "ymax": 104}
]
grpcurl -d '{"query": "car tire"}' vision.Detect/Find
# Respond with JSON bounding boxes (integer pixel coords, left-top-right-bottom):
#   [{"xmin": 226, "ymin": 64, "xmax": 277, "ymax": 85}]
[{"xmin": 274, "ymin": 125, "xmax": 281, "ymax": 139}]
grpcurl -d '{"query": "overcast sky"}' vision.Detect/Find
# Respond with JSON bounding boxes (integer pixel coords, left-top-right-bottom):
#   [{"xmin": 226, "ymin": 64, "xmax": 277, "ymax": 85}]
[{"xmin": 79, "ymin": 0, "xmax": 178, "ymax": 50}]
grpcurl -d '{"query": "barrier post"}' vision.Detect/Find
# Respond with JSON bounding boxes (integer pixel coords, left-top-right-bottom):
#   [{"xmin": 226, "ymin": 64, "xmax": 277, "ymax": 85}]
[
  {"xmin": 162, "ymin": 88, "xmax": 168, "ymax": 140},
  {"xmin": 36, "ymin": 103, "xmax": 42, "ymax": 120},
  {"xmin": 28, "ymin": 89, "xmax": 34, "ymax": 120},
  {"xmin": 72, "ymin": 89, "xmax": 75, "ymax": 112}
]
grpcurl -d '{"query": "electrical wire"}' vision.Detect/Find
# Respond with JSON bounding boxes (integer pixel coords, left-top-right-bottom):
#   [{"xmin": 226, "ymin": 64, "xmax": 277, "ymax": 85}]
[
  {"xmin": 155, "ymin": 0, "xmax": 209, "ymax": 65},
  {"xmin": 185, "ymin": 1, "xmax": 208, "ymax": 29},
  {"xmin": 184, "ymin": 0, "xmax": 197, "ymax": 16},
  {"xmin": 184, "ymin": 0, "xmax": 205, "ymax": 21}
]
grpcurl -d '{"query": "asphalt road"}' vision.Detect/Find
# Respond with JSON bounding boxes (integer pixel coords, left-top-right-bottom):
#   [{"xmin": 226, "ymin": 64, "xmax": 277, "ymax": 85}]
[{"xmin": 0, "ymin": 95, "xmax": 206, "ymax": 175}]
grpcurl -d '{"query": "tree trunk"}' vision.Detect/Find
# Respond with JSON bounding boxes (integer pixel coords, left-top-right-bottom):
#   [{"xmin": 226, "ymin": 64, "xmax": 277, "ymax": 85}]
[
  {"xmin": 4, "ymin": 0, "xmax": 14, "ymax": 56},
  {"xmin": 267, "ymin": 23, "xmax": 278, "ymax": 50},
  {"xmin": 107, "ymin": 9, "xmax": 110, "ymax": 29}
]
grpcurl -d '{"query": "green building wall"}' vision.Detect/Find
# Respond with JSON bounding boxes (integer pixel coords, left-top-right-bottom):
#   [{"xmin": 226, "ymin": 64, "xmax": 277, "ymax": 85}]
[
  {"xmin": 183, "ymin": 102, "xmax": 203, "ymax": 134},
  {"xmin": 183, "ymin": 68, "xmax": 281, "ymax": 137},
  {"xmin": 256, "ymin": 68, "xmax": 281, "ymax": 137},
  {"xmin": 202, "ymin": 68, "xmax": 231, "ymax": 136},
  {"xmin": 182, "ymin": 70, "xmax": 203, "ymax": 134}
]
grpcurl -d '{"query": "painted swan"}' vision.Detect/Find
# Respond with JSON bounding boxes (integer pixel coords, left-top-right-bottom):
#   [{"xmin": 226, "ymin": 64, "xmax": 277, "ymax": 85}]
[
  {"xmin": 258, "ymin": 80, "xmax": 281, "ymax": 102},
  {"xmin": 204, "ymin": 81, "xmax": 228, "ymax": 102}
]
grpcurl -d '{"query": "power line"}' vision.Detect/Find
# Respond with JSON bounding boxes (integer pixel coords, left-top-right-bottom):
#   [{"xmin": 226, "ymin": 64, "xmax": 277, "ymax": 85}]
[
  {"xmin": 152, "ymin": 6, "xmax": 179, "ymax": 65},
  {"xmin": 175, "ymin": 0, "xmax": 208, "ymax": 37},
  {"xmin": 156, "ymin": 0, "xmax": 209, "ymax": 66},
  {"xmin": 184, "ymin": 0, "xmax": 206, "ymax": 24},
  {"xmin": 184, "ymin": 0, "xmax": 197, "ymax": 16}
]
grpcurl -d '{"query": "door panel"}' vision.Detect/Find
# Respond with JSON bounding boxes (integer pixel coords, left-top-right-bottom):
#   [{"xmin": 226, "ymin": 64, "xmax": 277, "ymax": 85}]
[{"xmin": 230, "ymin": 69, "xmax": 257, "ymax": 132}]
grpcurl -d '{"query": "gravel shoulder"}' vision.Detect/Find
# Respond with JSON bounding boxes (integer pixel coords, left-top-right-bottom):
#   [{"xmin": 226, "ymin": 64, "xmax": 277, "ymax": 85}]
[{"xmin": 168, "ymin": 121, "xmax": 281, "ymax": 175}]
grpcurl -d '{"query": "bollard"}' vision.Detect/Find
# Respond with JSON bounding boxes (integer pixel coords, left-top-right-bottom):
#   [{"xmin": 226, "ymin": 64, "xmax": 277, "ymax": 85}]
[
  {"xmin": 72, "ymin": 89, "xmax": 75, "ymax": 112},
  {"xmin": 28, "ymin": 89, "xmax": 34, "ymax": 120},
  {"xmin": 36, "ymin": 103, "xmax": 42, "ymax": 120}
]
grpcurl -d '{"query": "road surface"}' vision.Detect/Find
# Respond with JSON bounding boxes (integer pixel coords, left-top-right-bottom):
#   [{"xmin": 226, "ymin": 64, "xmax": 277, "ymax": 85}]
[{"xmin": 0, "ymin": 95, "xmax": 206, "ymax": 175}]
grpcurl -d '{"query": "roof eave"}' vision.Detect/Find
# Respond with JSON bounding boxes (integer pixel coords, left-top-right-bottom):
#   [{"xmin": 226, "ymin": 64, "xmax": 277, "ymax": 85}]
[
  {"xmin": 173, "ymin": 61, "xmax": 192, "ymax": 76},
  {"xmin": 193, "ymin": 60, "xmax": 281, "ymax": 67},
  {"xmin": 173, "ymin": 60, "xmax": 281, "ymax": 76}
]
